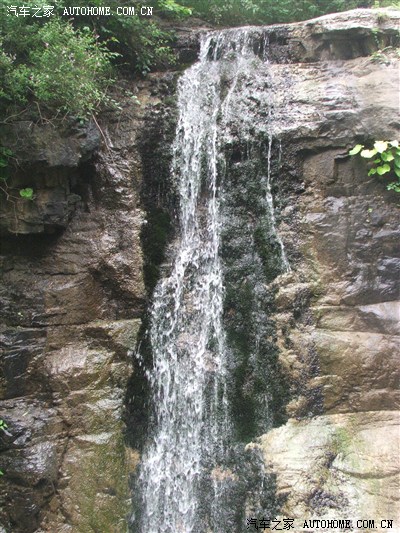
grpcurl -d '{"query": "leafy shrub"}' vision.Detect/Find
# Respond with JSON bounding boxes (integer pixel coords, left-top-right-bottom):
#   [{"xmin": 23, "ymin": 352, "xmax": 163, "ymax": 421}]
[
  {"xmin": 0, "ymin": 0, "xmax": 187, "ymax": 117},
  {"xmin": 30, "ymin": 20, "xmax": 115, "ymax": 116},
  {"xmin": 56, "ymin": 0, "xmax": 182, "ymax": 74},
  {"xmin": 0, "ymin": 47, "xmax": 31, "ymax": 106},
  {"xmin": 178, "ymin": 0, "xmax": 399, "ymax": 25},
  {"xmin": 349, "ymin": 140, "xmax": 400, "ymax": 192},
  {"xmin": 100, "ymin": 14, "xmax": 176, "ymax": 75},
  {"xmin": 0, "ymin": 1, "xmax": 116, "ymax": 117},
  {"xmin": 157, "ymin": 0, "xmax": 192, "ymax": 18}
]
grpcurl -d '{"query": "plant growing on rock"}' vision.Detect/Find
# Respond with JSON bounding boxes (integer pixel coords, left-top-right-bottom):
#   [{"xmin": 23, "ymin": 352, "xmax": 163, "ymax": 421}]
[
  {"xmin": 0, "ymin": 146, "xmax": 34, "ymax": 200},
  {"xmin": 349, "ymin": 140, "xmax": 400, "ymax": 192},
  {"xmin": 19, "ymin": 187, "xmax": 34, "ymax": 200},
  {"xmin": 0, "ymin": 419, "xmax": 8, "ymax": 434},
  {"xmin": 0, "ymin": 419, "xmax": 10, "ymax": 476}
]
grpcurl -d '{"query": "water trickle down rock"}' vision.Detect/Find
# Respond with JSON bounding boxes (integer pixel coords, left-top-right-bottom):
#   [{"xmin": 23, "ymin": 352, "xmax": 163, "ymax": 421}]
[{"xmin": 136, "ymin": 28, "xmax": 290, "ymax": 533}]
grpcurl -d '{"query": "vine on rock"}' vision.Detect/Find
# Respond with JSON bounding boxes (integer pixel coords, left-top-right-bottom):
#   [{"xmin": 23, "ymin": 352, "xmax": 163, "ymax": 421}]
[{"xmin": 349, "ymin": 140, "xmax": 400, "ymax": 192}]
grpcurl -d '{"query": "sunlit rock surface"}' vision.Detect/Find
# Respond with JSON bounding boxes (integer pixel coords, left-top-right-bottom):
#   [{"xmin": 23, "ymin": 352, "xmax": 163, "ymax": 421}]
[
  {"xmin": 256, "ymin": 411, "xmax": 399, "ymax": 524},
  {"xmin": 253, "ymin": 10, "xmax": 400, "ymax": 529}
]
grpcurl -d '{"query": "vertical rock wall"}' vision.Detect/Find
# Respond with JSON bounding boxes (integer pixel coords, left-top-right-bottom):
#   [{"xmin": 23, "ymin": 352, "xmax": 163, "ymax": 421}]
[
  {"xmin": 253, "ymin": 10, "xmax": 400, "ymax": 529},
  {"xmin": 0, "ymin": 76, "xmax": 176, "ymax": 532}
]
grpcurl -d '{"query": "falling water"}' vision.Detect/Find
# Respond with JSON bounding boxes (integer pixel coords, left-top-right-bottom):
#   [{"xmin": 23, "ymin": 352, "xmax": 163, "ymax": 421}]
[
  {"xmin": 266, "ymin": 138, "xmax": 291, "ymax": 272},
  {"xmin": 137, "ymin": 28, "xmax": 290, "ymax": 533}
]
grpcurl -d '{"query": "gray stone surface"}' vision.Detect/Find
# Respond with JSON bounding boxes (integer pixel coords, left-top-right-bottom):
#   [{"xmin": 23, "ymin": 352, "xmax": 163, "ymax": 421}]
[
  {"xmin": 0, "ymin": 81, "xmax": 159, "ymax": 531},
  {"xmin": 254, "ymin": 411, "xmax": 400, "ymax": 527},
  {"xmin": 254, "ymin": 9, "xmax": 400, "ymax": 527}
]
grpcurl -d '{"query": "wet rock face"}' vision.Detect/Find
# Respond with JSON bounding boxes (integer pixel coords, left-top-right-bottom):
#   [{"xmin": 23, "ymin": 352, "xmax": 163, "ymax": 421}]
[
  {"xmin": 253, "ymin": 9, "xmax": 400, "ymax": 525},
  {"xmin": 0, "ymin": 76, "xmax": 176, "ymax": 531},
  {"xmin": 263, "ymin": 140, "xmax": 400, "ymax": 522},
  {"xmin": 0, "ymin": 122, "xmax": 101, "ymax": 235}
]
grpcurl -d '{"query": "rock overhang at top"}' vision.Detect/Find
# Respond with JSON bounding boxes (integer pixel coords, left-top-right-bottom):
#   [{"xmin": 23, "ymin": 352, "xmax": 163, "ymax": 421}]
[{"xmin": 181, "ymin": 8, "xmax": 400, "ymax": 64}]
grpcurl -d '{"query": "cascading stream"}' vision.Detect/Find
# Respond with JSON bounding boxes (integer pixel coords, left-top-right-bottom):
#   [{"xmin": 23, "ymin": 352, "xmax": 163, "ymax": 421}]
[{"xmin": 137, "ymin": 28, "xmax": 290, "ymax": 533}]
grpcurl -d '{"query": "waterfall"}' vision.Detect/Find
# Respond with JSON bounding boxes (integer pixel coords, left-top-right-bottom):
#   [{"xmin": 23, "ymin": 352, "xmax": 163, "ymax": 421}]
[{"xmin": 136, "ymin": 28, "xmax": 289, "ymax": 533}]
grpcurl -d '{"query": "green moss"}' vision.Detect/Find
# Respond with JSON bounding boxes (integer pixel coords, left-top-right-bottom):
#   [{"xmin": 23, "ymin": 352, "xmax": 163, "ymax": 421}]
[
  {"xmin": 73, "ymin": 429, "xmax": 131, "ymax": 533},
  {"xmin": 221, "ymin": 140, "xmax": 290, "ymax": 442},
  {"xmin": 253, "ymin": 225, "xmax": 285, "ymax": 282},
  {"xmin": 141, "ymin": 207, "xmax": 172, "ymax": 293},
  {"xmin": 331, "ymin": 426, "xmax": 352, "ymax": 456}
]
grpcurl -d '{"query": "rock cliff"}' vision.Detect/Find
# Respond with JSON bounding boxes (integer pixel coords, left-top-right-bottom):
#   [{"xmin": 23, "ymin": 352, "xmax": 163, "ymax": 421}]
[
  {"xmin": 253, "ymin": 9, "xmax": 400, "ymax": 530},
  {"xmin": 0, "ymin": 78, "xmax": 175, "ymax": 531}
]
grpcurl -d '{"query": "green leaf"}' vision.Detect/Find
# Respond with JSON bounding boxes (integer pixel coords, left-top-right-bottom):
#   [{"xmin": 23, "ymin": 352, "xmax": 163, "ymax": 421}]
[
  {"xmin": 395, "ymin": 157, "xmax": 400, "ymax": 168},
  {"xmin": 387, "ymin": 181, "xmax": 400, "ymax": 192},
  {"xmin": 360, "ymin": 148, "xmax": 377, "ymax": 158},
  {"xmin": 368, "ymin": 168, "xmax": 377, "ymax": 175},
  {"xmin": 374, "ymin": 140, "xmax": 388, "ymax": 153},
  {"xmin": 19, "ymin": 188, "xmax": 33, "ymax": 199},
  {"xmin": 376, "ymin": 164, "xmax": 391, "ymax": 175},
  {"xmin": 349, "ymin": 144, "xmax": 363, "ymax": 155},
  {"xmin": 385, "ymin": 151, "xmax": 394, "ymax": 162},
  {"xmin": 0, "ymin": 148, "xmax": 13, "ymax": 157},
  {"xmin": 394, "ymin": 166, "xmax": 400, "ymax": 178}
]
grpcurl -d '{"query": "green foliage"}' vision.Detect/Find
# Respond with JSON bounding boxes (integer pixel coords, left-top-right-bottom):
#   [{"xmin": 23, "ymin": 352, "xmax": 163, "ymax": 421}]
[
  {"xmin": 0, "ymin": 47, "xmax": 30, "ymax": 106},
  {"xmin": 57, "ymin": 1, "xmax": 180, "ymax": 74},
  {"xmin": 349, "ymin": 140, "xmax": 400, "ymax": 192},
  {"xmin": 102, "ymin": 14, "xmax": 176, "ymax": 75},
  {"xmin": 177, "ymin": 0, "xmax": 394, "ymax": 25},
  {"xmin": 0, "ymin": 2, "xmax": 116, "ymax": 117},
  {"xmin": 19, "ymin": 187, "xmax": 34, "ymax": 200},
  {"xmin": 0, "ymin": 419, "xmax": 8, "ymax": 475},
  {"xmin": 0, "ymin": 0, "xmax": 185, "ymax": 118},
  {"xmin": 32, "ymin": 20, "xmax": 115, "ymax": 116},
  {"xmin": 158, "ymin": 0, "xmax": 192, "ymax": 18}
]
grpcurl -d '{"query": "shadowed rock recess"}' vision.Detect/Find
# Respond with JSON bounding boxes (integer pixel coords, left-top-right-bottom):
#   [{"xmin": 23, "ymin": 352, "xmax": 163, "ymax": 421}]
[{"xmin": 0, "ymin": 8, "xmax": 399, "ymax": 533}]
